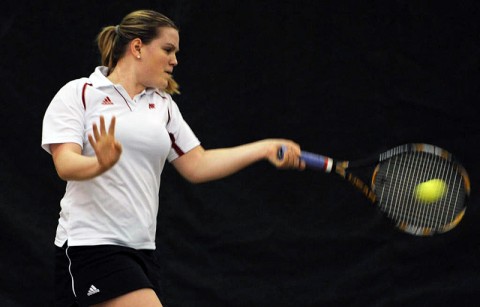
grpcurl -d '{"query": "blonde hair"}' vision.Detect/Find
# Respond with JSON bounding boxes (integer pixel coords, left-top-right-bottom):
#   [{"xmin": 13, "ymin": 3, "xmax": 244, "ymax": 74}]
[{"xmin": 96, "ymin": 10, "xmax": 180, "ymax": 94}]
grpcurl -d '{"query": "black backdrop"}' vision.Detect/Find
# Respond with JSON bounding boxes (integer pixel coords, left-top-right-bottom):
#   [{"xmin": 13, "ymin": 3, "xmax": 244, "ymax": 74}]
[{"xmin": 1, "ymin": 1, "xmax": 479, "ymax": 306}]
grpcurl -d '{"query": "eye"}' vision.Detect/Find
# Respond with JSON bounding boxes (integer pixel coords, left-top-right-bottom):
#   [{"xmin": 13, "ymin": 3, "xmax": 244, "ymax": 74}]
[{"xmin": 162, "ymin": 43, "xmax": 179, "ymax": 55}]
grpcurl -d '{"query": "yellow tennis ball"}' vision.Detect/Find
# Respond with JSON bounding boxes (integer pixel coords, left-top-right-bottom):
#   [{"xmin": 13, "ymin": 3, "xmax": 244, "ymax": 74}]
[{"xmin": 414, "ymin": 179, "xmax": 447, "ymax": 203}]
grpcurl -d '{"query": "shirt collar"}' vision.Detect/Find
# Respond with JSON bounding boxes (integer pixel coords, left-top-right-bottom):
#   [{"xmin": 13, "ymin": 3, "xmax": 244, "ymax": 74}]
[
  {"xmin": 89, "ymin": 66, "xmax": 159, "ymax": 96},
  {"xmin": 89, "ymin": 66, "xmax": 114, "ymax": 88}
]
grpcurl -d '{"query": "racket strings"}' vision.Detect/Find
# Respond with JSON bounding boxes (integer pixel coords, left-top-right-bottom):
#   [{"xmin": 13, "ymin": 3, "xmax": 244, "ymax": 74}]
[
  {"xmin": 374, "ymin": 151, "xmax": 466, "ymax": 233},
  {"xmin": 399, "ymin": 153, "xmax": 464, "ymax": 227},
  {"xmin": 401, "ymin": 155, "xmax": 463, "ymax": 227}
]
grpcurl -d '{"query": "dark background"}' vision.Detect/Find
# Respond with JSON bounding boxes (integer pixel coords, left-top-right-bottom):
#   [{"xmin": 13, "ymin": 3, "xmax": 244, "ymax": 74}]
[{"xmin": 1, "ymin": 1, "xmax": 479, "ymax": 306}]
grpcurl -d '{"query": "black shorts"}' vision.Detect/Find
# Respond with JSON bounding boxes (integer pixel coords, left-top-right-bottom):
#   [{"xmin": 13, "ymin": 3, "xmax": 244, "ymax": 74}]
[{"xmin": 55, "ymin": 243, "xmax": 165, "ymax": 307}]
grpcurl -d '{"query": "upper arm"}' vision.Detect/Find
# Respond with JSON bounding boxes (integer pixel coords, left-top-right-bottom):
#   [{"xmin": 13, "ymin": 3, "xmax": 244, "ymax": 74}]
[
  {"xmin": 171, "ymin": 145, "xmax": 204, "ymax": 182},
  {"xmin": 50, "ymin": 143, "xmax": 82, "ymax": 161},
  {"xmin": 50, "ymin": 143, "xmax": 82, "ymax": 164}
]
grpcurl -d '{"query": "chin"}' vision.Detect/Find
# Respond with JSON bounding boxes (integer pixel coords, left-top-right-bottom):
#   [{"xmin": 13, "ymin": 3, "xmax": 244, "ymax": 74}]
[{"xmin": 155, "ymin": 80, "xmax": 168, "ymax": 90}]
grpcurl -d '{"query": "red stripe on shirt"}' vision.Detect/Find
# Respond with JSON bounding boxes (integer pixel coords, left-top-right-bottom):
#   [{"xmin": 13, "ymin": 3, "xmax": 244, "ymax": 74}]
[
  {"xmin": 169, "ymin": 133, "xmax": 184, "ymax": 156},
  {"xmin": 81, "ymin": 83, "xmax": 92, "ymax": 110}
]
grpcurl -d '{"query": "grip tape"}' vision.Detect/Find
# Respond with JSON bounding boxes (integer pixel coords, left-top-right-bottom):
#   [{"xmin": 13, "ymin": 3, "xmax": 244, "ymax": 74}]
[
  {"xmin": 278, "ymin": 146, "xmax": 333, "ymax": 173},
  {"xmin": 300, "ymin": 151, "xmax": 333, "ymax": 173}
]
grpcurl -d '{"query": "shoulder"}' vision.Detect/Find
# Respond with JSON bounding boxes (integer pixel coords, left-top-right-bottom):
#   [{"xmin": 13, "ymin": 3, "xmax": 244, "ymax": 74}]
[
  {"xmin": 47, "ymin": 77, "xmax": 92, "ymax": 113},
  {"xmin": 56, "ymin": 77, "xmax": 92, "ymax": 97},
  {"xmin": 57, "ymin": 66, "xmax": 107, "ymax": 95},
  {"xmin": 154, "ymin": 90, "xmax": 180, "ymax": 112}
]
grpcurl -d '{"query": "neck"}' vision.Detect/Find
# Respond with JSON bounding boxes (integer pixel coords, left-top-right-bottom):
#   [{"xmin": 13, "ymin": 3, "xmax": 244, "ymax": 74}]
[{"xmin": 107, "ymin": 63, "xmax": 146, "ymax": 99}]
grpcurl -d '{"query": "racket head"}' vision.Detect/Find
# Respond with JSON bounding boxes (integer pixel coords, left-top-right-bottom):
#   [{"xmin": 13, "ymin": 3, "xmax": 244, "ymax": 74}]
[{"xmin": 372, "ymin": 143, "xmax": 470, "ymax": 236}]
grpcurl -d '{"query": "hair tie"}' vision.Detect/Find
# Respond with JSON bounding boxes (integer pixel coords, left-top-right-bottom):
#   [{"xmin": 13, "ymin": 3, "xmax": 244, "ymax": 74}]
[{"xmin": 114, "ymin": 25, "xmax": 120, "ymax": 35}]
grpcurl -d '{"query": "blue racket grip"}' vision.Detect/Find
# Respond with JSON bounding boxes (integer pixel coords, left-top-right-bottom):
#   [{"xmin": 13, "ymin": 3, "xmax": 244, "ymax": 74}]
[
  {"xmin": 277, "ymin": 146, "xmax": 332, "ymax": 172},
  {"xmin": 300, "ymin": 151, "xmax": 330, "ymax": 171}
]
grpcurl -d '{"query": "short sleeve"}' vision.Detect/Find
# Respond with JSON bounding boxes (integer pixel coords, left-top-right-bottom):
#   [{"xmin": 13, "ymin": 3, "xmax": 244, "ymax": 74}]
[
  {"xmin": 166, "ymin": 99, "xmax": 200, "ymax": 162},
  {"xmin": 41, "ymin": 80, "xmax": 86, "ymax": 154}
]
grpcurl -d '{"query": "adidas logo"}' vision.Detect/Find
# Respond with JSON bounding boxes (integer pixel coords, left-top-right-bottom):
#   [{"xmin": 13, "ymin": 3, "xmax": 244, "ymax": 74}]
[
  {"xmin": 102, "ymin": 96, "xmax": 113, "ymax": 105},
  {"xmin": 87, "ymin": 285, "xmax": 100, "ymax": 296}
]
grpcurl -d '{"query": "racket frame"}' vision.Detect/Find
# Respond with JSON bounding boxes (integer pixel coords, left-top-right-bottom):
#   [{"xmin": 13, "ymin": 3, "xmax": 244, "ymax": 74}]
[{"xmin": 296, "ymin": 143, "xmax": 470, "ymax": 236}]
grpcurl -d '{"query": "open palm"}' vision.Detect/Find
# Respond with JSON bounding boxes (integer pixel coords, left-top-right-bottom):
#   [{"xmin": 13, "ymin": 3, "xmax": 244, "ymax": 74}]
[{"xmin": 88, "ymin": 116, "xmax": 122, "ymax": 171}]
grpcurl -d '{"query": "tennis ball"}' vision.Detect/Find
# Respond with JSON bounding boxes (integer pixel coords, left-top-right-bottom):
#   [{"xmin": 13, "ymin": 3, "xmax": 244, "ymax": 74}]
[{"xmin": 414, "ymin": 179, "xmax": 447, "ymax": 203}]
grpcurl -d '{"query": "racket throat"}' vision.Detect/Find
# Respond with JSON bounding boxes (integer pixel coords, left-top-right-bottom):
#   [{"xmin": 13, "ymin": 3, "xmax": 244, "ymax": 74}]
[{"xmin": 345, "ymin": 173, "xmax": 377, "ymax": 203}]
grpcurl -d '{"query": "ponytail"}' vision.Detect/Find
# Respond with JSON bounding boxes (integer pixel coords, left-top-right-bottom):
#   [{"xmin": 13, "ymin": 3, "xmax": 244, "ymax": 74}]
[{"xmin": 96, "ymin": 25, "xmax": 118, "ymax": 71}]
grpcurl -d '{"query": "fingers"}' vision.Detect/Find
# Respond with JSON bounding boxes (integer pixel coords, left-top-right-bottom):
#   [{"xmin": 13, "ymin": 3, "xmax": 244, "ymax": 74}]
[
  {"xmin": 88, "ymin": 116, "xmax": 119, "ymax": 155},
  {"xmin": 99, "ymin": 115, "xmax": 107, "ymax": 135},
  {"xmin": 281, "ymin": 150, "xmax": 303, "ymax": 169},
  {"xmin": 87, "ymin": 116, "xmax": 122, "ymax": 170},
  {"xmin": 92, "ymin": 121, "xmax": 100, "ymax": 142},
  {"xmin": 88, "ymin": 134, "xmax": 95, "ymax": 149},
  {"xmin": 275, "ymin": 141, "xmax": 304, "ymax": 170},
  {"xmin": 89, "ymin": 116, "xmax": 117, "ymax": 142},
  {"xmin": 108, "ymin": 116, "xmax": 116, "ymax": 136}
]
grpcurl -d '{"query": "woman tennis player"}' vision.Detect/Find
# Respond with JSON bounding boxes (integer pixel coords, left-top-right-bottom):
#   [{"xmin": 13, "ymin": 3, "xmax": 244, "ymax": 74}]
[{"xmin": 41, "ymin": 9, "xmax": 303, "ymax": 307}]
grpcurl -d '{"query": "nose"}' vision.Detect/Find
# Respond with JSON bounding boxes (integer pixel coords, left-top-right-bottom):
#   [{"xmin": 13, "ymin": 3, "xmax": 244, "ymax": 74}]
[{"xmin": 170, "ymin": 54, "xmax": 178, "ymax": 66}]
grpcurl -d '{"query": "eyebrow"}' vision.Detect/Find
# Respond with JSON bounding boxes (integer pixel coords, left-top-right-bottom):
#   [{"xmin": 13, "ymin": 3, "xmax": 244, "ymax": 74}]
[{"xmin": 164, "ymin": 43, "xmax": 179, "ymax": 52}]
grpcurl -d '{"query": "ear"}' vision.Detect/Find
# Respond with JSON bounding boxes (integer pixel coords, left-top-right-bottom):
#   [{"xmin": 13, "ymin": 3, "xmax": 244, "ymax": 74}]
[{"xmin": 129, "ymin": 38, "xmax": 143, "ymax": 59}]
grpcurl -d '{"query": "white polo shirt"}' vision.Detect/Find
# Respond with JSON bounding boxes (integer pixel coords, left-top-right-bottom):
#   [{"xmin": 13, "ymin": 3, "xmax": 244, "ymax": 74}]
[{"xmin": 42, "ymin": 66, "xmax": 200, "ymax": 249}]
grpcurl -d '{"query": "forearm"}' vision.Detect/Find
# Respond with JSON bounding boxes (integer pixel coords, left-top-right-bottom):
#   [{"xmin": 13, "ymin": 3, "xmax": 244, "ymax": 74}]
[
  {"xmin": 50, "ymin": 143, "xmax": 105, "ymax": 181},
  {"xmin": 55, "ymin": 152, "xmax": 104, "ymax": 181},
  {"xmin": 173, "ymin": 139, "xmax": 301, "ymax": 184},
  {"xmin": 191, "ymin": 142, "xmax": 270, "ymax": 183}
]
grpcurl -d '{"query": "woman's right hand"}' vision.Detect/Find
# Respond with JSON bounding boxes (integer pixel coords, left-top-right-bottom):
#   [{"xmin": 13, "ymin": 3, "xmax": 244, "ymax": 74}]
[
  {"xmin": 88, "ymin": 116, "xmax": 123, "ymax": 172},
  {"xmin": 50, "ymin": 116, "xmax": 122, "ymax": 181}
]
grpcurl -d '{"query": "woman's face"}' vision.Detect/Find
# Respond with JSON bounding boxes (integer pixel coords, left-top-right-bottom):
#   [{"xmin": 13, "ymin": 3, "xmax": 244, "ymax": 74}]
[{"xmin": 138, "ymin": 27, "xmax": 179, "ymax": 90}]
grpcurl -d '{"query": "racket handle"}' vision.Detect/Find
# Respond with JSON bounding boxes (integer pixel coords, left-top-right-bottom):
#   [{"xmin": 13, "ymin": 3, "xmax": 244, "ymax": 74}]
[
  {"xmin": 300, "ymin": 151, "xmax": 334, "ymax": 172},
  {"xmin": 277, "ymin": 146, "xmax": 334, "ymax": 173}
]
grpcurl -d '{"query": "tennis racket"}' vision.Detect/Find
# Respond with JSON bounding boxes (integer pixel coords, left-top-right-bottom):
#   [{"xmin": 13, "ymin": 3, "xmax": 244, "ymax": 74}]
[{"xmin": 280, "ymin": 143, "xmax": 470, "ymax": 236}]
